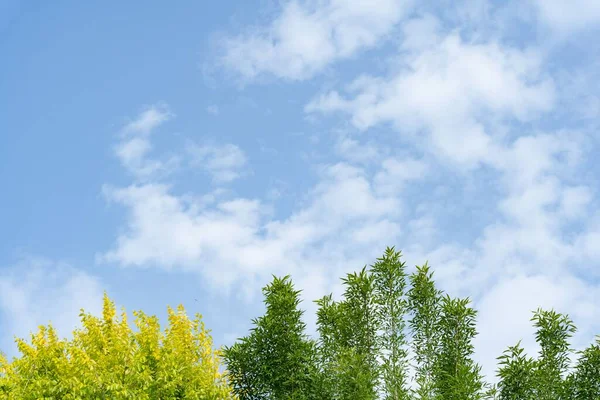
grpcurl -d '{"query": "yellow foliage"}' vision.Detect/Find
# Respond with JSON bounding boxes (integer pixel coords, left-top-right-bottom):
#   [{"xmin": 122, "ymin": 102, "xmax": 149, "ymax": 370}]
[{"xmin": 0, "ymin": 292, "xmax": 236, "ymax": 399}]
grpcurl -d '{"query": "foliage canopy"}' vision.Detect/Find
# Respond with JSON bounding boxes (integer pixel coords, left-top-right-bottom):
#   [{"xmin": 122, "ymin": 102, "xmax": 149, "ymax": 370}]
[
  {"xmin": 1, "ymin": 247, "xmax": 598, "ymax": 399},
  {"xmin": 224, "ymin": 247, "xmax": 600, "ymax": 400},
  {"xmin": 0, "ymin": 293, "xmax": 235, "ymax": 400}
]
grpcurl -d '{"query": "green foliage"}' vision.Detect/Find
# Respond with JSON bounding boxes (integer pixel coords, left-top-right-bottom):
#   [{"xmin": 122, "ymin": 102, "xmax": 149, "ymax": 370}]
[
  {"xmin": 496, "ymin": 341, "xmax": 537, "ymax": 400},
  {"xmin": 495, "ymin": 309, "xmax": 594, "ymax": 400},
  {"xmin": 226, "ymin": 248, "xmax": 600, "ymax": 400},
  {"xmin": 531, "ymin": 309, "xmax": 576, "ymax": 399},
  {"xmin": 4, "ymin": 248, "xmax": 598, "ymax": 399},
  {"xmin": 406, "ymin": 263, "xmax": 443, "ymax": 400},
  {"xmin": 225, "ymin": 249, "xmax": 600, "ymax": 400},
  {"xmin": 0, "ymin": 293, "xmax": 234, "ymax": 400},
  {"xmin": 223, "ymin": 275, "xmax": 318, "ymax": 400},
  {"xmin": 566, "ymin": 336, "xmax": 600, "ymax": 399},
  {"xmin": 335, "ymin": 267, "xmax": 380, "ymax": 400},
  {"xmin": 433, "ymin": 295, "xmax": 485, "ymax": 400},
  {"xmin": 371, "ymin": 247, "xmax": 411, "ymax": 400}
]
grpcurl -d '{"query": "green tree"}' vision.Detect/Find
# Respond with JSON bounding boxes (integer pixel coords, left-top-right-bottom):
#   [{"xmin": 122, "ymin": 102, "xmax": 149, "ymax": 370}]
[
  {"xmin": 371, "ymin": 247, "xmax": 411, "ymax": 400},
  {"xmin": 314, "ymin": 267, "xmax": 381, "ymax": 400},
  {"xmin": 337, "ymin": 267, "xmax": 380, "ymax": 400},
  {"xmin": 433, "ymin": 296, "xmax": 486, "ymax": 400},
  {"xmin": 407, "ymin": 263, "xmax": 443, "ymax": 400},
  {"xmin": 223, "ymin": 275, "xmax": 317, "ymax": 400},
  {"xmin": 531, "ymin": 309, "xmax": 576, "ymax": 399},
  {"xmin": 314, "ymin": 293, "xmax": 344, "ymax": 399},
  {"xmin": 566, "ymin": 335, "xmax": 600, "ymax": 399},
  {"xmin": 222, "ymin": 247, "xmax": 600, "ymax": 400},
  {"xmin": 496, "ymin": 341, "xmax": 537, "ymax": 400},
  {"xmin": 495, "ymin": 309, "xmax": 597, "ymax": 400}
]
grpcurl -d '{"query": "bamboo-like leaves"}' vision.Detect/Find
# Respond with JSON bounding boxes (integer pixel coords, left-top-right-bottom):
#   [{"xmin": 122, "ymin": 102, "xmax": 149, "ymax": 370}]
[
  {"xmin": 496, "ymin": 341, "xmax": 536, "ymax": 400},
  {"xmin": 371, "ymin": 247, "xmax": 411, "ymax": 400},
  {"xmin": 223, "ymin": 275, "xmax": 317, "ymax": 400},
  {"xmin": 531, "ymin": 309, "xmax": 576, "ymax": 399},
  {"xmin": 566, "ymin": 335, "xmax": 600, "ymax": 399},
  {"xmin": 407, "ymin": 263, "xmax": 443, "ymax": 400}
]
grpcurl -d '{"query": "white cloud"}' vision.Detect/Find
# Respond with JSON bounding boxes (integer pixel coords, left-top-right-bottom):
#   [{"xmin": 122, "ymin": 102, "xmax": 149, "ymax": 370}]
[
  {"xmin": 115, "ymin": 105, "xmax": 177, "ymax": 180},
  {"xmin": 122, "ymin": 105, "xmax": 172, "ymax": 136},
  {"xmin": 529, "ymin": 0, "xmax": 600, "ymax": 32},
  {"xmin": 219, "ymin": 0, "xmax": 414, "ymax": 81},
  {"xmin": 115, "ymin": 106, "xmax": 246, "ymax": 184},
  {"xmin": 100, "ymin": 183, "xmax": 264, "ymax": 281},
  {"xmin": 333, "ymin": 133, "xmax": 381, "ymax": 164},
  {"xmin": 187, "ymin": 143, "xmax": 248, "ymax": 183},
  {"xmin": 100, "ymin": 158, "xmax": 405, "ymax": 303},
  {"xmin": 306, "ymin": 16, "xmax": 555, "ymax": 168},
  {"xmin": 0, "ymin": 258, "xmax": 104, "ymax": 359},
  {"xmin": 373, "ymin": 157, "xmax": 429, "ymax": 196}
]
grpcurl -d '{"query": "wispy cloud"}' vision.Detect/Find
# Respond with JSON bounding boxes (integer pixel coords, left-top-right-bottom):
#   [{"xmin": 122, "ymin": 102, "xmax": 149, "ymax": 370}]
[
  {"xmin": 122, "ymin": 105, "xmax": 172, "ymax": 136},
  {"xmin": 528, "ymin": 0, "xmax": 600, "ymax": 33},
  {"xmin": 100, "ymin": 140, "xmax": 414, "ymax": 307},
  {"xmin": 218, "ymin": 0, "xmax": 414, "ymax": 81},
  {"xmin": 187, "ymin": 142, "xmax": 248, "ymax": 183},
  {"xmin": 114, "ymin": 105, "xmax": 178, "ymax": 181},
  {"xmin": 306, "ymin": 15, "xmax": 555, "ymax": 169}
]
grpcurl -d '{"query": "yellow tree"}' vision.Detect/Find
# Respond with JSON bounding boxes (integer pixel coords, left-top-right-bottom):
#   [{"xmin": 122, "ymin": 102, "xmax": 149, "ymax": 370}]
[{"xmin": 0, "ymin": 293, "xmax": 235, "ymax": 399}]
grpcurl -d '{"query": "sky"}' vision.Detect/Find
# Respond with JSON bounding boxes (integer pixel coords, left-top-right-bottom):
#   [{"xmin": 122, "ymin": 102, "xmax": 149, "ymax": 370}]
[{"xmin": 1, "ymin": 0, "xmax": 600, "ymax": 384}]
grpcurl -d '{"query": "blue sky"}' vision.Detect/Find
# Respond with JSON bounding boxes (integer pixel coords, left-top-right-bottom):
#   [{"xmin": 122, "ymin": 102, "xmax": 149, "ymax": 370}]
[{"xmin": 1, "ymin": 0, "xmax": 600, "ymax": 383}]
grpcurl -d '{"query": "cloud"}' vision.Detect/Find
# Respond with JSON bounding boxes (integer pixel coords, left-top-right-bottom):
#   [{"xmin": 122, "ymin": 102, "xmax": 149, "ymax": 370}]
[
  {"xmin": 115, "ymin": 106, "xmax": 246, "ymax": 184},
  {"xmin": 100, "ymin": 156, "xmax": 411, "ymax": 305},
  {"xmin": 218, "ymin": 0, "xmax": 414, "ymax": 81},
  {"xmin": 529, "ymin": 0, "xmax": 600, "ymax": 33},
  {"xmin": 115, "ymin": 105, "xmax": 178, "ymax": 180},
  {"xmin": 122, "ymin": 105, "xmax": 172, "ymax": 136},
  {"xmin": 0, "ymin": 257, "xmax": 104, "ymax": 359},
  {"xmin": 306, "ymin": 16, "xmax": 555, "ymax": 168},
  {"xmin": 187, "ymin": 143, "xmax": 248, "ymax": 183},
  {"xmin": 373, "ymin": 157, "xmax": 429, "ymax": 196}
]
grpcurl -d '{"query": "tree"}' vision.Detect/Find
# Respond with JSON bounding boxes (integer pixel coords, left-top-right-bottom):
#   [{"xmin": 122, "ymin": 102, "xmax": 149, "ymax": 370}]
[
  {"xmin": 495, "ymin": 309, "xmax": 591, "ymax": 400},
  {"xmin": 531, "ymin": 309, "xmax": 576, "ymax": 400},
  {"xmin": 314, "ymin": 293, "xmax": 345, "ymax": 399},
  {"xmin": 327, "ymin": 267, "xmax": 381, "ymax": 400},
  {"xmin": 313, "ymin": 267, "xmax": 382, "ymax": 400},
  {"xmin": 566, "ymin": 335, "xmax": 600, "ymax": 399},
  {"xmin": 0, "ymin": 293, "xmax": 234, "ymax": 399},
  {"xmin": 433, "ymin": 295, "xmax": 486, "ymax": 400},
  {"xmin": 371, "ymin": 247, "xmax": 411, "ymax": 400},
  {"xmin": 4, "ymin": 248, "xmax": 599, "ymax": 399},
  {"xmin": 407, "ymin": 263, "xmax": 443, "ymax": 400},
  {"xmin": 223, "ymin": 275, "xmax": 317, "ymax": 400},
  {"xmin": 223, "ymin": 248, "xmax": 600, "ymax": 400},
  {"xmin": 496, "ymin": 341, "xmax": 537, "ymax": 400}
]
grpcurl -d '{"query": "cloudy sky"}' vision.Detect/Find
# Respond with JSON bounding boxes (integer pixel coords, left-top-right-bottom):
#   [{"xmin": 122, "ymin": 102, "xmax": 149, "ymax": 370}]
[{"xmin": 1, "ymin": 0, "xmax": 599, "ymax": 383}]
